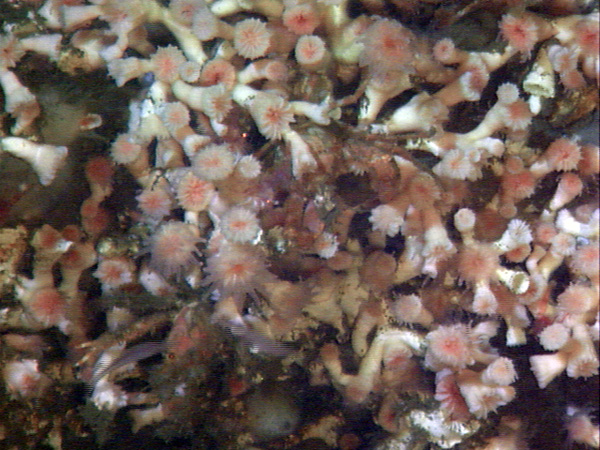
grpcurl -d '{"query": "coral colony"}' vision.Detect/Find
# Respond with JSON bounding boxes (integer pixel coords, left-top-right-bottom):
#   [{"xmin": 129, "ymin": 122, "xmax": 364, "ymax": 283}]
[{"xmin": 0, "ymin": 0, "xmax": 598, "ymax": 448}]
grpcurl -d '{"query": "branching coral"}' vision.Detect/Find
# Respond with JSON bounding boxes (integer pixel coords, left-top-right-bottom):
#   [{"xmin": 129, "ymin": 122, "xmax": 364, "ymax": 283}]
[{"xmin": 0, "ymin": 0, "xmax": 598, "ymax": 449}]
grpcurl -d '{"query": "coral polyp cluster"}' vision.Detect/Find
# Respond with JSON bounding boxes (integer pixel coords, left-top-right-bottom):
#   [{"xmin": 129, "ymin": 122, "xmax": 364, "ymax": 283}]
[{"xmin": 0, "ymin": 0, "xmax": 598, "ymax": 448}]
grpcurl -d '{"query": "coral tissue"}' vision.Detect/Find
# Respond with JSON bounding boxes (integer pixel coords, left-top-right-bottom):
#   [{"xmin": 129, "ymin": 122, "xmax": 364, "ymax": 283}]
[{"xmin": 0, "ymin": 0, "xmax": 598, "ymax": 448}]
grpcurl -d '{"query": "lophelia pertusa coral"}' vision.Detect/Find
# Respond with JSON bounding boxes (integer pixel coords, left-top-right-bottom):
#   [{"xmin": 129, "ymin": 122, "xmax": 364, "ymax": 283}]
[{"xmin": 0, "ymin": 0, "xmax": 598, "ymax": 448}]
